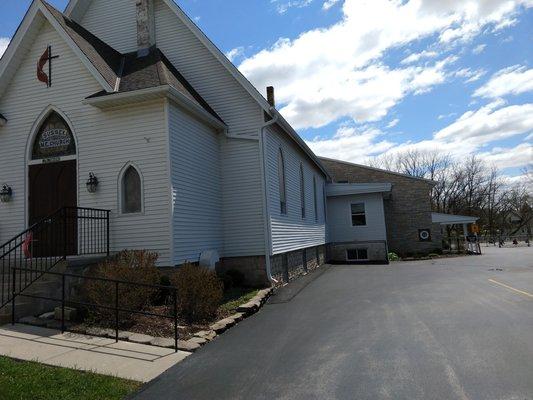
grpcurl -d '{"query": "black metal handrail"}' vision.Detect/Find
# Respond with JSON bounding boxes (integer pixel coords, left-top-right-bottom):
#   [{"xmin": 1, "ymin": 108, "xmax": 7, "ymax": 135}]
[
  {"xmin": 0, "ymin": 207, "xmax": 110, "ymax": 309},
  {"xmin": 11, "ymin": 267, "xmax": 180, "ymax": 352}
]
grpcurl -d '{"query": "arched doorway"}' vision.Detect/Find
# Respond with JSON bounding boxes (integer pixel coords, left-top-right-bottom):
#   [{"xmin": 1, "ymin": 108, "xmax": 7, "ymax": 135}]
[{"xmin": 28, "ymin": 111, "xmax": 77, "ymax": 255}]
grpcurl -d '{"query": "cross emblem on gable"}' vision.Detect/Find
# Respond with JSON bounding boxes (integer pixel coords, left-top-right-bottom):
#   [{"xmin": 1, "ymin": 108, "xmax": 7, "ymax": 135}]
[{"xmin": 36, "ymin": 45, "xmax": 60, "ymax": 88}]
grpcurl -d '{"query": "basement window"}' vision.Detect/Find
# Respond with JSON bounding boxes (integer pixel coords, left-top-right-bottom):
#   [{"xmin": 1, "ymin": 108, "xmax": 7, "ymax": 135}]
[
  {"xmin": 346, "ymin": 248, "xmax": 368, "ymax": 261},
  {"xmin": 351, "ymin": 203, "xmax": 366, "ymax": 226}
]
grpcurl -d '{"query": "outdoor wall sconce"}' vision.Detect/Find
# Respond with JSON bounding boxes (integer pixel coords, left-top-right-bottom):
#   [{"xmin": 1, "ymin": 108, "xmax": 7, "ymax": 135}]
[
  {"xmin": 86, "ymin": 173, "xmax": 99, "ymax": 194},
  {"xmin": 0, "ymin": 184, "xmax": 12, "ymax": 203}
]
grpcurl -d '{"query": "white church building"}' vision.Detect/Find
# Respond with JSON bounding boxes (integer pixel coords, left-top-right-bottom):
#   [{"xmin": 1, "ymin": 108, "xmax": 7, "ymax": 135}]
[{"xmin": 0, "ymin": 0, "xmax": 442, "ymax": 286}]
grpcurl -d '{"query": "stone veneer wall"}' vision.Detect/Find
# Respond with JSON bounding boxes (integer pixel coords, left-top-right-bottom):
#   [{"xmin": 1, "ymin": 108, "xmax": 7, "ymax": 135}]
[
  {"xmin": 321, "ymin": 159, "xmax": 443, "ymax": 257},
  {"xmin": 270, "ymin": 245, "xmax": 326, "ymax": 284},
  {"xmin": 329, "ymin": 241, "xmax": 388, "ymax": 263}
]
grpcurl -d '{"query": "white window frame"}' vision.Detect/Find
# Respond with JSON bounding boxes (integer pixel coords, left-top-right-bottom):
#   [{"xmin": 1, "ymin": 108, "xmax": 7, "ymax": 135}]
[
  {"xmin": 278, "ymin": 148, "xmax": 287, "ymax": 215},
  {"xmin": 313, "ymin": 176, "xmax": 318, "ymax": 222},
  {"xmin": 118, "ymin": 162, "xmax": 144, "ymax": 215},
  {"xmin": 299, "ymin": 163, "xmax": 306, "ymax": 219},
  {"xmin": 346, "ymin": 248, "xmax": 369, "ymax": 261},
  {"xmin": 350, "ymin": 202, "xmax": 367, "ymax": 227}
]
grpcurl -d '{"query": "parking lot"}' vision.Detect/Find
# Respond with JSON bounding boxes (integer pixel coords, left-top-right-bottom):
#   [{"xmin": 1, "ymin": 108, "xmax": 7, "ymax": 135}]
[{"xmin": 134, "ymin": 246, "xmax": 533, "ymax": 400}]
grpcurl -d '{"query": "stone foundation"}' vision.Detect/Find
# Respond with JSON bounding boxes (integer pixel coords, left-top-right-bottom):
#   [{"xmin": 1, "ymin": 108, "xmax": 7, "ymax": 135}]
[
  {"xmin": 270, "ymin": 245, "xmax": 326, "ymax": 284},
  {"xmin": 329, "ymin": 241, "xmax": 388, "ymax": 264}
]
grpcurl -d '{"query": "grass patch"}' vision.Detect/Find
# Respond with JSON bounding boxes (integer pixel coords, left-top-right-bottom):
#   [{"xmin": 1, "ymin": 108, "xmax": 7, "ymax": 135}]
[
  {"xmin": 0, "ymin": 356, "xmax": 140, "ymax": 400},
  {"xmin": 219, "ymin": 288, "xmax": 259, "ymax": 316}
]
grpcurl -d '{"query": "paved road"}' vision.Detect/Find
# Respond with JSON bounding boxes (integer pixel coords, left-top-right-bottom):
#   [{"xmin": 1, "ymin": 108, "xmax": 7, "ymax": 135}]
[{"xmin": 133, "ymin": 246, "xmax": 533, "ymax": 400}]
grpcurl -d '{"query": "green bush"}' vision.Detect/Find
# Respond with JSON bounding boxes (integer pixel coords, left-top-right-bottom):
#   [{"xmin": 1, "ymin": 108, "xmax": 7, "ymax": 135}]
[
  {"xmin": 388, "ymin": 252, "xmax": 400, "ymax": 261},
  {"xmin": 83, "ymin": 250, "xmax": 161, "ymax": 325},
  {"xmin": 428, "ymin": 253, "xmax": 440, "ymax": 258},
  {"xmin": 171, "ymin": 263, "xmax": 224, "ymax": 323}
]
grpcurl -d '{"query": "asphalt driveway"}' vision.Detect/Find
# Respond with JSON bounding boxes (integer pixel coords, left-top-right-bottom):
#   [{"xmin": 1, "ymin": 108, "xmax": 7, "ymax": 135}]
[{"xmin": 133, "ymin": 246, "xmax": 533, "ymax": 400}]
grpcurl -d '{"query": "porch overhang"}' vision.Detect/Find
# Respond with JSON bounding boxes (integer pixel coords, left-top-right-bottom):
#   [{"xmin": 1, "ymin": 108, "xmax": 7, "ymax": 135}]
[
  {"xmin": 432, "ymin": 212, "xmax": 479, "ymax": 226},
  {"xmin": 326, "ymin": 183, "xmax": 392, "ymax": 197}
]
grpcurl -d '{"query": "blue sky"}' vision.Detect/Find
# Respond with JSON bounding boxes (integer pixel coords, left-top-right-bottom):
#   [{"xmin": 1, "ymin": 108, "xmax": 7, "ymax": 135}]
[{"xmin": 1, "ymin": 0, "xmax": 532, "ymax": 182}]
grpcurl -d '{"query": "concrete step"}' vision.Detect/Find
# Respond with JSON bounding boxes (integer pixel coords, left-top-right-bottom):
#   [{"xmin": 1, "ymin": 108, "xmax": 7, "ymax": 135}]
[{"xmin": 1, "ymin": 278, "xmax": 61, "ymax": 292}]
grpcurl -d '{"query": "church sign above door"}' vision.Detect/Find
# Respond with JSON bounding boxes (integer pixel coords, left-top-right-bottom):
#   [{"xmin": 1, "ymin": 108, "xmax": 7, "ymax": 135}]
[{"xmin": 32, "ymin": 113, "xmax": 76, "ymax": 160}]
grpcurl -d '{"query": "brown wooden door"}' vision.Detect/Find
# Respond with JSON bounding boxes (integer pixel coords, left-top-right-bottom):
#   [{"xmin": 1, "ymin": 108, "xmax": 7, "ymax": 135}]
[{"xmin": 29, "ymin": 160, "xmax": 77, "ymax": 256}]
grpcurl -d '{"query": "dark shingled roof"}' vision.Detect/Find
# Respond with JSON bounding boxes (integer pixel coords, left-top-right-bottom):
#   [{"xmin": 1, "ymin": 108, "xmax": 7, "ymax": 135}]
[
  {"xmin": 42, "ymin": 1, "xmax": 222, "ymax": 123},
  {"xmin": 42, "ymin": 0, "xmax": 122, "ymax": 89}
]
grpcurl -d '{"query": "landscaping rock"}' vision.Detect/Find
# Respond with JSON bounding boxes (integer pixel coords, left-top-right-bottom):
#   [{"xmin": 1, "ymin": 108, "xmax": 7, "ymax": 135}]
[
  {"xmin": 54, "ymin": 307, "xmax": 77, "ymax": 322},
  {"xmin": 229, "ymin": 313, "xmax": 245, "ymax": 323},
  {"xmin": 129, "ymin": 333, "xmax": 154, "ymax": 345},
  {"xmin": 218, "ymin": 318, "xmax": 236, "ymax": 328},
  {"xmin": 237, "ymin": 302, "xmax": 257, "ymax": 314},
  {"xmin": 86, "ymin": 327, "xmax": 114, "ymax": 337},
  {"xmin": 39, "ymin": 311, "xmax": 55, "ymax": 320},
  {"xmin": 209, "ymin": 322, "xmax": 227, "ymax": 334},
  {"xmin": 177, "ymin": 340, "xmax": 201, "ymax": 352},
  {"xmin": 194, "ymin": 330, "xmax": 216, "ymax": 341},
  {"xmin": 151, "ymin": 337, "xmax": 176, "ymax": 349},
  {"xmin": 189, "ymin": 336, "xmax": 208, "ymax": 345},
  {"xmin": 19, "ymin": 316, "xmax": 47, "ymax": 327}
]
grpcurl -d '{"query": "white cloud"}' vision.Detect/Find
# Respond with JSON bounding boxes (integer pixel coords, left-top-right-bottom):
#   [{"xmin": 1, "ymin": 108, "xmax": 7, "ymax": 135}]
[
  {"xmin": 434, "ymin": 102, "xmax": 533, "ymax": 144},
  {"xmin": 0, "ymin": 37, "xmax": 9, "ymax": 58},
  {"xmin": 474, "ymin": 65, "xmax": 533, "ymax": 98},
  {"xmin": 323, "ymin": 0, "xmax": 341, "ymax": 11},
  {"xmin": 454, "ymin": 67, "xmax": 487, "ymax": 83},
  {"xmin": 271, "ymin": 0, "xmax": 313, "ymax": 14},
  {"xmin": 307, "ymin": 125, "xmax": 396, "ymax": 163},
  {"xmin": 401, "ymin": 50, "xmax": 438, "ymax": 65},
  {"xmin": 306, "ymin": 102, "xmax": 533, "ymax": 171},
  {"xmin": 225, "ymin": 47, "xmax": 245, "ymax": 63},
  {"xmin": 472, "ymin": 43, "xmax": 487, "ymax": 54},
  {"xmin": 386, "ymin": 118, "xmax": 399, "ymax": 128},
  {"xmin": 477, "ymin": 143, "xmax": 533, "ymax": 170},
  {"xmin": 239, "ymin": 0, "xmax": 532, "ymax": 129}
]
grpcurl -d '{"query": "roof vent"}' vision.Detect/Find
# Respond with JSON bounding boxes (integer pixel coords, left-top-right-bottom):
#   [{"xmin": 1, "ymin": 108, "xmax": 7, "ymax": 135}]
[{"xmin": 136, "ymin": 0, "xmax": 155, "ymax": 57}]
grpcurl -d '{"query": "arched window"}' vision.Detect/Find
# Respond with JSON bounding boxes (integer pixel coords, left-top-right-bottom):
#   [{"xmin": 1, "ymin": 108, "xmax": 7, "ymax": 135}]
[
  {"xmin": 277, "ymin": 149, "xmax": 287, "ymax": 214},
  {"xmin": 299, "ymin": 164, "xmax": 306, "ymax": 219},
  {"xmin": 313, "ymin": 176, "xmax": 318, "ymax": 222},
  {"xmin": 32, "ymin": 112, "xmax": 76, "ymax": 160},
  {"xmin": 121, "ymin": 165, "xmax": 142, "ymax": 214}
]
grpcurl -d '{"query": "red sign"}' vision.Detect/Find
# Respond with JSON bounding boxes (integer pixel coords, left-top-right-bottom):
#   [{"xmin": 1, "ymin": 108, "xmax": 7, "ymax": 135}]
[{"xmin": 37, "ymin": 47, "xmax": 49, "ymax": 86}]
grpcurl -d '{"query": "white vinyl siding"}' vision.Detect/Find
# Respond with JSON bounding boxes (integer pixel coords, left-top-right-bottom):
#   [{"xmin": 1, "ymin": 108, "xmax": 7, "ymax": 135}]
[
  {"xmin": 0, "ymin": 22, "xmax": 172, "ymax": 265},
  {"xmin": 266, "ymin": 124, "xmax": 326, "ymax": 255},
  {"xmin": 327, "ymin": 193, "xmax": 387, "ymax": 243},
  {"xmin": 79, "ymin": 0, "xmax": 138, "ymax": 53},
  {"xmin": 154, "ymin": 0, "xmax": 264, "ymax": 138},
  {"xmin": 220, "ymin": 137, "xmax": 265, "ymax": 256},
  {"xmin": 168, "ymin": 101, "xmax": 223, "ymax": 264}
]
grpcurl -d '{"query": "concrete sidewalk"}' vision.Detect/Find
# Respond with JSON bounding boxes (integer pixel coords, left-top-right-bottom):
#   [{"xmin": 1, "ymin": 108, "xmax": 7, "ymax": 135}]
[{"xmin": 0, "ymin": 324, "xmax": 191, "ymax": 382}]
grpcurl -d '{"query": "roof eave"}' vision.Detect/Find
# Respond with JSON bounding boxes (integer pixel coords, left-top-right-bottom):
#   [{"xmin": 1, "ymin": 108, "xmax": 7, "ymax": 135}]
[
  {"xmin": 83, "ymin": 85, "xmax": 227, "ymax": 131},
  {"xmin": 272, "ymin": 110, "xmax": 331, "ymax": 179},
  {"xmin": 320, "ymin": 156, "xmax": 437, "ymax": 185}
]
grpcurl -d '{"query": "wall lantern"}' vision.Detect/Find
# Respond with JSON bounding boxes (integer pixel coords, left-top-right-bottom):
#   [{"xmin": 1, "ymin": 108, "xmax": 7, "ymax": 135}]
[
  {"xmin": 0, "ymin": 184, "xmax": 12, "ymax": 203},
  {"xmin": 86, "ymin": 173, "xmax": 99, "ymax": 194}
]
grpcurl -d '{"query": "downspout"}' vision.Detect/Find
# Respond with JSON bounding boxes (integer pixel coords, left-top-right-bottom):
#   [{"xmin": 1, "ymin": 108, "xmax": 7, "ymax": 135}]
[{"xmin": 259, "ymin": 106, "xmax": 279, "ymax": 284}]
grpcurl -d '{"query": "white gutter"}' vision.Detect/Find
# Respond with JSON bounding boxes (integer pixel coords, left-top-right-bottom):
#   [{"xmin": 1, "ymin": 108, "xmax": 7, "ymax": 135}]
[{"xmin": 259, "ymin": 107, "xmax": 279, "ymax": 284}]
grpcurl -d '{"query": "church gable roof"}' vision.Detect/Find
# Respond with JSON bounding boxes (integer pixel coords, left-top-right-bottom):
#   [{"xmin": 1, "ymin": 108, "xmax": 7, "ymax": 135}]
[
  {"xmin": 94, "ymin": 47, "xmax": 222, "ymax": 122},
  {"xmin": 42, "ymin": 0, "xmax": 123, "ymax": 90},
  {"xmin": 1, "ymin": 0, "xmax": 221, "ymax": 125}
]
